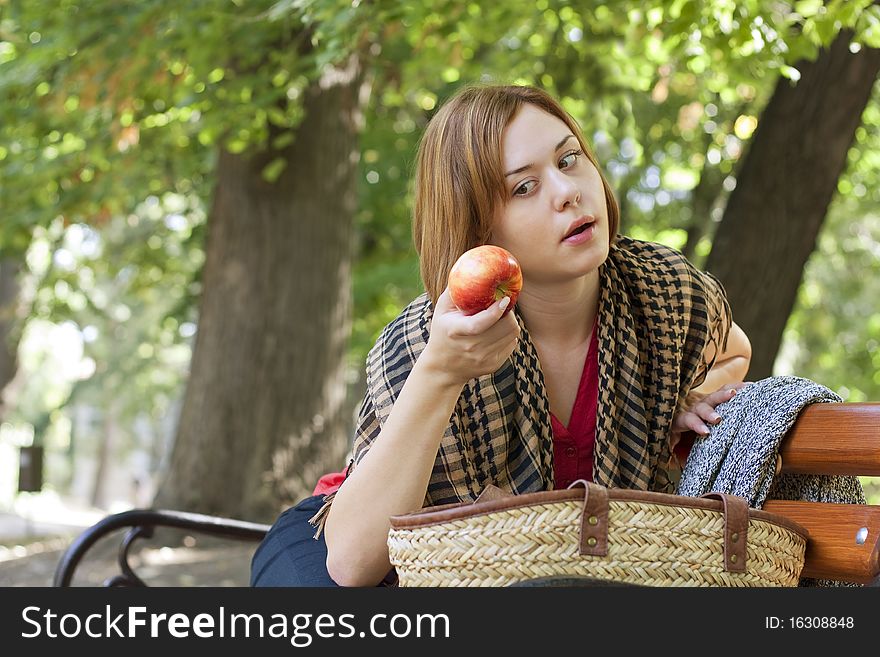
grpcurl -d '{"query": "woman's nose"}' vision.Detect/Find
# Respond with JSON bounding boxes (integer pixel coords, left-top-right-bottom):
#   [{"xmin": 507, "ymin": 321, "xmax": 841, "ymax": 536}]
[{"xmin": 549, "ymin": 169, "xmax": 580, "ymax": 210}]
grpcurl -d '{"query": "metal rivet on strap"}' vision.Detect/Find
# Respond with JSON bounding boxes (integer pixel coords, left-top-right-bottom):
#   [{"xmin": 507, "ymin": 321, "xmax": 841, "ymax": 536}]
[
  {"xmin": 588, "ymin": 515, "xmax": 598, "ymax": 526},
  {"xmin": 731, "ymin": 532, "xmax": 739, "ymax": 543},
  {"xmin": 730, "ymin": 554, "xmax": 738, "ymax": 563},
  {"xmin": 587, "ymin": 536, "xmax": 597, "ymax": 547}
]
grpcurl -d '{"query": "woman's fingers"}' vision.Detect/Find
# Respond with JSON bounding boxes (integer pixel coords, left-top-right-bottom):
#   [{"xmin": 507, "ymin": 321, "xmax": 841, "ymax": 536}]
[
  {"xmin": 687, "ymin": 412, "xmax": 713, "ymax": 436},
  {"xmin": 462, "ymin": 297, "xmax": 514, "ymax": 334},
  {"xmin": 698, "ymin": 382, "xmax": 753, "ymax": 419},
  {"xmin": 671, "ymin": 409, "xmax": 707, "ymax": 436},
  {"xmin": 691, "ymin": 400, "xmax": 722, "ymax": 423},
  {"xmin": 704, "ymin": 388, "xmax": 735, "ymax": 406},
  {"xmin": 429, "ymin": 288, "xmax": 521, "ymax": 379},
  {"xmin": 702, "ymin": 384, "xmax": 744, "ymax": 407},
  {"xmin": 677, "ymin": 382, "xmax": 753, "ymax": 436},
  {"xmin": 671, "ymin": 410, "xmax": 711, "ymax": 436}
]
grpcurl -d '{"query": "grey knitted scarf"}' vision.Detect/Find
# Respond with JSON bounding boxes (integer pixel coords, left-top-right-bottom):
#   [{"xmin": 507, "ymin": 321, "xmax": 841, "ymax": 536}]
[{"xmin": 676, "ymin": 375, "xmax": 865, "ymax": 586}]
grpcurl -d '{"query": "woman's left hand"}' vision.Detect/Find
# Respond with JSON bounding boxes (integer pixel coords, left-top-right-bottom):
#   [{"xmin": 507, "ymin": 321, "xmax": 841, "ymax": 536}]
[{"xmin": 671, "ymin": 382, "xmax": 751, "ymax": 437}]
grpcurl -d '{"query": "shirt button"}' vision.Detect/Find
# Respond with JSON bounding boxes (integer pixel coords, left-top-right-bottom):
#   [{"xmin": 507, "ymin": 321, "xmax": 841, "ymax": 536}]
[{"xmin": 565, "ymin": 446, "xmax": 576, "ymax": 457}]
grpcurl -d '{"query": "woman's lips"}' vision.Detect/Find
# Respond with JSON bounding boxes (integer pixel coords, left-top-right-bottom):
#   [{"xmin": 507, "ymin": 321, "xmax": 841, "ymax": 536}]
[{"xmin": 562, "ymin": 221, "xmax": 596, "ymax": 244}]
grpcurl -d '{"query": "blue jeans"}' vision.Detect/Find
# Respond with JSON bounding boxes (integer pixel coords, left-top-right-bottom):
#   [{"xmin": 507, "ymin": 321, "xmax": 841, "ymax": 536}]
[{"xmin": 250, "ymin": 495, "xmax": 339, "ymax": 587}]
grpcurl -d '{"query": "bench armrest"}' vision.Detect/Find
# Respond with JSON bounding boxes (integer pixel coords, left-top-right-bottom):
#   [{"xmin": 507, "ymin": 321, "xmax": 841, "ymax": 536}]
[{"xmin": 53, "ymin": 508, "xmax": 270, "ymax": 587}]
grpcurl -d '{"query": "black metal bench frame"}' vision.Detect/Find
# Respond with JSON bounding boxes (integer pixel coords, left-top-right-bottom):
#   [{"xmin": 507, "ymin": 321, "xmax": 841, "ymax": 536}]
[{"xmin": 52, "ymin": 509, "xmax": 270, "ymax": 587}]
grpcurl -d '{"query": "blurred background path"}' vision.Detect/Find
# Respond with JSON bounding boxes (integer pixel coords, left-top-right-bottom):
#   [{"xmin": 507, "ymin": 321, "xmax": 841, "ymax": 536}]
[{"xmin": 0, "ymin": 496, "xmax": 255, "ymax": 587}]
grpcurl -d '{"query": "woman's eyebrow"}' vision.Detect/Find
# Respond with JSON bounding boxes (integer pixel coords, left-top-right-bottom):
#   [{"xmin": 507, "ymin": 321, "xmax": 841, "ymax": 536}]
[{"xmin": 505, "ymin": 134, "xmax": 577, "ymax": 177}]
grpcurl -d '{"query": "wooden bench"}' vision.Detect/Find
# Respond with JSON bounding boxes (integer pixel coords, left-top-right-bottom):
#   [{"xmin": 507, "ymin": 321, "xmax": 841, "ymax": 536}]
[
  {"xmin": 53, "ymin": 402, "xmax": 880, "ymax": 587},
  {"xmin": 766, "ymin": 402, "xmax": 880, "ymax": 584}
]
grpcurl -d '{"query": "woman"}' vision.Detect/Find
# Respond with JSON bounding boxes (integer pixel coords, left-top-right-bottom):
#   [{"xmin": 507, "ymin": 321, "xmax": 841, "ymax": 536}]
[{"xmin": 251, "ymin": 84, "xmax": 751, "ymax": 588}]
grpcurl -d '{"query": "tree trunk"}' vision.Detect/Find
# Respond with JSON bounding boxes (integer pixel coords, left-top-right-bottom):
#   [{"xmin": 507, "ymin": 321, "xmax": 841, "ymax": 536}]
[
  {"xmin": 704, "ymin": 32, "xmax": 880, "ymax": 380},
  {"xmin": 682, "ymin": 143, "xmax": 724, "ymax": 265},
  {"xmin": 91, "ymin": 402, "xmax": 119, "ymax": 509},
  {"xmin": 0, "ymin": 258, "xmax": 21, "ymax": 418},
  {"xmin": 154, "ymin": 58, "xmax": 365, "ymax": 521}
]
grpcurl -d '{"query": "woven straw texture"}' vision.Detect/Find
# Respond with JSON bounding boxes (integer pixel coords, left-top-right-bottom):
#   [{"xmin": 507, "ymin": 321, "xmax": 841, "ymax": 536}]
[{"xmin": 388, "ymin": 499, "xmax": 806, "ymax": 587}]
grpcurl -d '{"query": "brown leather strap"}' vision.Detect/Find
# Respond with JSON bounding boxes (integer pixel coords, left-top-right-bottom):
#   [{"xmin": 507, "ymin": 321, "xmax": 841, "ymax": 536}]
[
  {"xmin": 700, "ymin": 492, "xmax": 749, "ymax": 572},
  {"xmin": 474, "ymin": 484, "xmax": 511, "ymax": 504},
  {"xmin": 570, "ymin": 480, "xmax": 609, "ymax": 556}
]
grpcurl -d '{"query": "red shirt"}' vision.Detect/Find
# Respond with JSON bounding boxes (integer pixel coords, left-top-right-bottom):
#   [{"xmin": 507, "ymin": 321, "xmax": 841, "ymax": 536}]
[
  {"xmin": 313, "ymin": 468, "xmax": 347, "ymax": 496},
  {"xmin": 550, "ymin": 319, "xmax": 599, "ymax": 489}
]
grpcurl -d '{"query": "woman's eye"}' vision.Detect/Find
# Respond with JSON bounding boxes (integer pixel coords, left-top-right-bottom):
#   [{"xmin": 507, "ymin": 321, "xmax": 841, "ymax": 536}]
[
  {"xmin": 559, "ymin": 149, "xmax": 583, "ymax": 169},
  {"xmin": 513, "ymin": 180, "xmax": 537, "ymax": 196}
]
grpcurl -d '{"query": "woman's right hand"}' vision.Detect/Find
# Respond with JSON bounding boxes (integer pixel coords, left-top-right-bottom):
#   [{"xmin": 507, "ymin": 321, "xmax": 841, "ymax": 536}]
[{"xmin": 419, "ymin": 287, "xmax": 521, "ymax": 387}]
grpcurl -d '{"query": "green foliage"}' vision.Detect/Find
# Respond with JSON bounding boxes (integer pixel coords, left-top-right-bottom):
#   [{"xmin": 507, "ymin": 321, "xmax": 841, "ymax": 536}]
[
  {"xmin": 0, "ymin": 0, "xmax": 389, "ymax": 253},
  {"xmin": 61, "ymin": 202, "xmax": 204, "ymax": 423}
]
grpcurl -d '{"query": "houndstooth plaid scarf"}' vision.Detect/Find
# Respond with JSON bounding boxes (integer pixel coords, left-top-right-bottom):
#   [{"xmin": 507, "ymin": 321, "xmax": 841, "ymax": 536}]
[{"xmin": 311, "ymin": 236, "xmax": 731, "ymax": 532}]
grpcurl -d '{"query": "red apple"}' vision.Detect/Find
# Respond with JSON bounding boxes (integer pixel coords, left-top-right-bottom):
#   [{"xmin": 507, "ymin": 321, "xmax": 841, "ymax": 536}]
[{"xmin": 448, "ymin": 245, "xmax": 523, "ymax": 316}]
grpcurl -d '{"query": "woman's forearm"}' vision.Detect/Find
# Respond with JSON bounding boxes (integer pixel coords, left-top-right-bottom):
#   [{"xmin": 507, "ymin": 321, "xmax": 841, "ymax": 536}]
[
  {"xmin": 323, "ymin": 350, "xmax": 464, "ymax": 587},
  {"xmin": 695, "ymin": 321, "xmax": 752, "ymax": 394},
  {"xmin": 693, "ymin": 355, "xmax": 750, "ymax": 394}
]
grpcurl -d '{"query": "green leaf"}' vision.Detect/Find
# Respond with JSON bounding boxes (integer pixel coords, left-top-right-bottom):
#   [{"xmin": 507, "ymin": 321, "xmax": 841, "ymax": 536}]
[
  {"xmin": 795, "ymin": 0, "xmax": 824, "ymax": 18},
  {"xmin": 261, "ymin": 156, "xmax": 287, "ymax": 183},
  {"xmin": 780, "ymin": 65, "xmax": 802, "ymax": 82}
]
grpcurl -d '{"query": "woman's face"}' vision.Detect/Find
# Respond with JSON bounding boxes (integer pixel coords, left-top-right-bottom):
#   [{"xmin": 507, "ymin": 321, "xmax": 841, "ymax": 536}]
[{"xmin": 489, "ymin": 104, "xmax": 610, "ymax": 286}]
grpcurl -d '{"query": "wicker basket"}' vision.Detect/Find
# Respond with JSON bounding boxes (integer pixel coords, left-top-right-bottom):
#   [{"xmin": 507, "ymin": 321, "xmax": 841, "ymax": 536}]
[{"xmin": 388, "ymin": 481, "xmax": 808, "ymax": 587}]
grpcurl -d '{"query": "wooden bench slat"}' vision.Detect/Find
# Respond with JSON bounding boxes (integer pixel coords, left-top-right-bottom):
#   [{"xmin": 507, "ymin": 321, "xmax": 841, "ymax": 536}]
[
  {"xmin": 762, "ymin": 500, "xmax": 880, "ymax": 583},
  {"xmin": 779, "ymin": 402, "xmax": 880, "ymax": 476}
]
